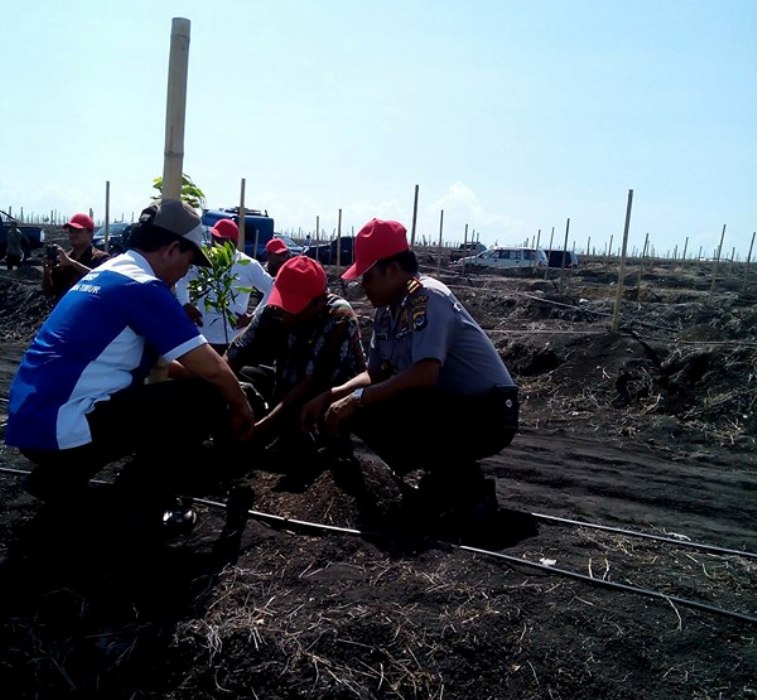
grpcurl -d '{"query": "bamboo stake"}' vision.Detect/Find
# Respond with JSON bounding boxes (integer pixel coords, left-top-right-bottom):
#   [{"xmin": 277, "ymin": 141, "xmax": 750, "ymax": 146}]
[
  {"xmin": 605, "ymin": 234, "xmax": 614, "ymax": 268},
  {"xmin": 336, "ymin": 208, "xmax": 342, "ymax": 269},
  {"xmin": 238, "ymin": 178, "xmax": 246, "ymax": 251},
  {"xmin": 152, "ymin": 17, "xmax": 190, "ymax": 384},
  {"xmin": 612, "ymin": 189, "xmax": 634, "ymax": 333},
  {"xmin": 161, "ymin": 17, "xmax": 191, "ymax": 200},
  {"xmin": 461, "ymin": 223, "xmax": 469, "ymax": 276},
  {"xmin": 104, "ymin": 181, "xmax": 110, "ymax": 252},
  {"xmin": 410, "ymin": 184, "xmax": 419, "ymax": 247},
  {"xmin": 709, "ymin": 224, "xmax": 726, "ymax": 297},
  {"xmin": 544, "ymin": 226, "xmax": 555, "ymax": 280},
  {"xmin": 636, "ymin": 233, "xmax": 649, "ymax": 293},
  {"xmin": 559, "ymin": 218, "xmax": 570, "ymax": 294},
  {"xmin": 534, "ymin": 229, "xmax": 541, "ymax": 272},
  {"xmin": 315, "ymin": 215, "xmax": 320, "ymax": 248},
  {"xmin": 742, "ymin": 232, "xmax": 755, "ymax": 295},
  {"xmin": 436, "ymin": 210, "xmax": 444, "ymax": 276}
]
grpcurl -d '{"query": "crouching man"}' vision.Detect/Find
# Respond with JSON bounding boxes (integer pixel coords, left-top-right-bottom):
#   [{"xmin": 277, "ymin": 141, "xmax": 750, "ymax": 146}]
[
  {"xmin": 301, "ymin": 218, "xmax": 519, "ymax": 526},
  {"xmin": 5, "ymin": 199, "xmax": 255, "ymax": 532}
]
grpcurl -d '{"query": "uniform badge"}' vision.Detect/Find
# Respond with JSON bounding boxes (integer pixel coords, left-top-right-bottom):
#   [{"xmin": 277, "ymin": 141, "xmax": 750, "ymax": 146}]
[{"xmin": 412, "ymin": 307, "xmax": 427, "ymax": 330}]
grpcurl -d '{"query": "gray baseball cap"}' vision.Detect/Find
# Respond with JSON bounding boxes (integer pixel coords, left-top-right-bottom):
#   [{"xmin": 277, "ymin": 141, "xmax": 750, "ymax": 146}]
[{"xmin": 139, "ymin": 199, "xmax": 212, "ymax": 267}]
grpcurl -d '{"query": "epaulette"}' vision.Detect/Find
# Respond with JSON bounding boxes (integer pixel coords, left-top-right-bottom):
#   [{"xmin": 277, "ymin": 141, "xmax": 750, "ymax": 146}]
[{"xmin": 406, "ymin": 277, "xmax": 423, "ymax": 295}]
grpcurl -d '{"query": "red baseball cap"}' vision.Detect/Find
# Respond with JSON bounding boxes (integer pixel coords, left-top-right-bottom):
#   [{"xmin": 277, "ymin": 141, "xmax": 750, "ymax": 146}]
[
  {"xmin": 342, "ymin": 218, "xmax": 408, "ymax": 280},
  {"xmin": 267, "ymin": 256, "xmax": 327, "ymax": 314},
  {"xmin": 64, "ymin": 212, "xmax": 95, "ymax": 231},
  {"xmin": 211, "ymin": 219, "xmax": 239, "ymax": 244},
  {"xmin": 265, "ymin": 237, "xmax": 289, "ymax": 255}
]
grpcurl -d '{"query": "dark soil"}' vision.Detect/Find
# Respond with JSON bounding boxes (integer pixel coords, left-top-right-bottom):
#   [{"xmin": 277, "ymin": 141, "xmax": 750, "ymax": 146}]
[{"xmin": 0, "ymin": 248, "xmax": 755, "ymax": 699}]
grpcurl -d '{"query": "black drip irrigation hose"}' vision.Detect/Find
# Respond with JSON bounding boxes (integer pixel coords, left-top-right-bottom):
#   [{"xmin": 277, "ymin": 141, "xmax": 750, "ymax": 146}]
[
  {"xmin": 189, "ymin": 496, "xmax": 757, "ymax": 626},
  {"xmin": 520, "ymin": 510, "xmax": 757, "ymax": 560},
  {"xmin": 0, "ymin": 466, "xmax": 754, "ymax": 625}
]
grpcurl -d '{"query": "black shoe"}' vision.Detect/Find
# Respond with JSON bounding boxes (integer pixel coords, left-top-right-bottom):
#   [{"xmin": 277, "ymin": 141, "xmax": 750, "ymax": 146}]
[{"xmin": 161, "ymin": 498, "xmax": 197, "ymax": 536}]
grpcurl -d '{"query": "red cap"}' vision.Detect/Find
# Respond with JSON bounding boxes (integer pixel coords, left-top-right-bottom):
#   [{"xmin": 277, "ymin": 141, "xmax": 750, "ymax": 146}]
[
  {"xmin": 64, "ymin": 212, "xmax": 95, "ymax": 231},
  {"xmin": 265, "ymin": 237, "xmax": 289, "ymax": 255},
  {"xmin": 342, "ymin": 219, "xmax": 408, "ymax": 280},
  {"xmin": 211, "ymin": 219, "xmax": 239, "ymax": 244},
  {"xmin": 267, "ymin": 256, "xmax": 327, "ymax": 314}
]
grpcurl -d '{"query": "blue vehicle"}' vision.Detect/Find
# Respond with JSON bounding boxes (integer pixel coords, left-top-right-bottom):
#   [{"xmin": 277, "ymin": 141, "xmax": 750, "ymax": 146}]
[
  {"xmin": 0, "ymin": 210, "xmax": 46, "ymax": 258},
  {"xmin": 201, "ymin": 207, "xmax": 275, "ymax": 260}
]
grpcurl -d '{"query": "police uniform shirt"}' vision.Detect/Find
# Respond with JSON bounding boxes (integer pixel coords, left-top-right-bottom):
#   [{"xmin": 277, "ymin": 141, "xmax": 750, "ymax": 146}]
[
  {"xmin": 368, "ymin": 275, "xmax": 515, "ymax": 395},
  {"xmin": 7, "ymin": 251, "xmax": 207, "ymax": 451}
]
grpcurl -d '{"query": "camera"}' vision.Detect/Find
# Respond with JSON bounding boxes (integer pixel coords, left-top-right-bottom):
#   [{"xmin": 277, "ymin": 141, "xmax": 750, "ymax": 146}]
[{"xmin": 46, "ymin": 245, "xmax": 59, "ymax": 262}]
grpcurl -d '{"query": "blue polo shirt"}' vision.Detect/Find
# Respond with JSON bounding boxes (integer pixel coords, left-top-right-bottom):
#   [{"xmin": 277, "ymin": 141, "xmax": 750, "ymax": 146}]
[{"xmin": 6, "ymin": 251, "xmax": 207, "ymax": 451}]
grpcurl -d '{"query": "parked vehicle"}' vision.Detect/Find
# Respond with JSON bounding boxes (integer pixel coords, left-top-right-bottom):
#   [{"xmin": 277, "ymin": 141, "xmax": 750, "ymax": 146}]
[
  {"xmin": 458, "ymin": 241, "xmax": 487, "ymax": 254},
  {"xmin": 201, "ymin": 207, "xmax": 275, "ymax": 260},
  {"xmin": 304, "ymin": 237, "xmax": 355, "ymax": 265},
  {"xmin": 544, "ymin": 249, "xmax": 580, "ymax": 268},
  {"xmin": 93, "ymin": 222, "xmax": 138, "ymax": 254},
  {"xmin": 0, "ymin": 210, "xmax": 46, "ymax": 258},
  {"xmin": 271, "ymin": 234, "xmax": 305, "ymax": 256},
  {"xmin": 455, "ymin": 246, "xmax": 548, "ymax": 270}
]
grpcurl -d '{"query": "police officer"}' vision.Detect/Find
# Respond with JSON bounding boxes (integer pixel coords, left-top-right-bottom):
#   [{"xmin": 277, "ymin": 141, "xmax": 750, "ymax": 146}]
[{"xmin": 301, "ymin": 218, "xmax": 519, "ymax": 522}]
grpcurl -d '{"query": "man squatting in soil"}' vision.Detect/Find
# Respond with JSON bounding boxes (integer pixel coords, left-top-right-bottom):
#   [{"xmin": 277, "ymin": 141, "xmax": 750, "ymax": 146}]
[
  {"xmin": 5, "ymin": 199, "xmax": 256, "ymax": 528},
  {"xmin": 223, "ymin": 254, "xmax": 367, "ymax": 465},
  {"xmin": 301, "ymin": 218, "xmax": 519, "ymax": 517},
  {"xmin": 43, "ymin": 212, "xmax": 111, "ymax": 304},
  {"xmin": 175, "ymin": 218, "xmax": 274, "ymax": 355}
]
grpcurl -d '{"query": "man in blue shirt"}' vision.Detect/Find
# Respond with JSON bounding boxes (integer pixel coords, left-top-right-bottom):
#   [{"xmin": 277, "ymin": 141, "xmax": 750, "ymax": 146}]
[{"xmin": 6, "ymin": 199, "xmax": 255, "ymax": 530}]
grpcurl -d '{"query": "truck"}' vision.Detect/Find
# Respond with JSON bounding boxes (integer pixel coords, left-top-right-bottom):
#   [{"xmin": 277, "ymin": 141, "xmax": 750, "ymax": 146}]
[
  {"xmin": 0, "ymin": 210, "xmax": 47, "ymax": 259},
  {"xmin": 201, "ymin": 207, "xmax": 275, "ymax": 261}
]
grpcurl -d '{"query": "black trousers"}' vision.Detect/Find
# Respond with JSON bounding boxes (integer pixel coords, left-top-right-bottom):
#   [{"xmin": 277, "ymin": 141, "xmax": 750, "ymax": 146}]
[
  {"xmin": 22, "ymin": 378, "xmax": 230, "ymax": 505},
  {"xmin": 350, "ymin": 386, "xmax": 519, "ymax": 477}
]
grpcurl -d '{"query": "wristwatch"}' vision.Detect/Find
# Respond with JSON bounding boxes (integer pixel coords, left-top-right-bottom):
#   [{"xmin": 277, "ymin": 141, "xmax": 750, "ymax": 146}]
[{"xmin": 351, "ymin": 388, "xmax": 364, "ymax": 407}]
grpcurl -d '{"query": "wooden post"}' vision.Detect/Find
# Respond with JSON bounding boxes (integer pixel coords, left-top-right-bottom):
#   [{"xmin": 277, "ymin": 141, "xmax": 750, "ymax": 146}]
[
  {"xmin": 461, "ymin": 223, "xmax": 469, "ymax": 276},
  {"xmin": 152, "ymin": 17, "xmax": 191, "ymax": 384},
  {"xmin": 742, "ymin": 231, "xmax": 755, "ymax": 294},
  {"xmin": 410, "ymin": 184, "xmax": 419, "ymax": 247},
  {"xmin": 605, "ymin": 234, "xmax": 614, "ymax": 268},
  {"xmin": 104, "ymin": 181, "xmax": 111, "ymax": 251},
  {"xmin": 586, "ymin": 236, "xmax": 591, "ymax": 259},
  {"xmin": 315, "ymin": 215, "xmax": 320, "ymax": 248},
  {"xmin": 533, "ymin": 229, "xmax": 541, "ymax": 272},
  {"xmin": 612, "ymin": 189, "xmax": 634, "ymax": 333},
  {"xmin": 558, "ymin": 218, "xmax": 570, "ymax": 294},
  {"xmin": 238, "ymin": 178, "xmax": 246, "ymax": 251},
  {"xmin": 336, "ymin": 208, "xmax": 342, "ymax": 269},
  {"xmin": 709, "ymin": 224, "xmax": 726, "ymax": 297},
  {"xmin": 636, "ymin": 232, "xmax": 649, "ymax": 293},
  {"xmin": 544, "ymin": 226, "xmax": 555, "ymax": 280},
  {"xmin": 161, "ymin": 18, "xmax": 191, "ymax": 200},
  {"xmin": 436, "ymin": 209, "xmax": 444, "ymax": 276},
  {"xmin": 681, "ymin": 237, "xmax": 689, "ymax": 267}
]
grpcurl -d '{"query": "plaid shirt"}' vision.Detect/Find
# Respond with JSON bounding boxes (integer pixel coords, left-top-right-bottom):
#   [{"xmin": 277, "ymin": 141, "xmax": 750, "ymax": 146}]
[{"xmin": 226, "ymin": 293, "xmax": 366, "ymax": 400}]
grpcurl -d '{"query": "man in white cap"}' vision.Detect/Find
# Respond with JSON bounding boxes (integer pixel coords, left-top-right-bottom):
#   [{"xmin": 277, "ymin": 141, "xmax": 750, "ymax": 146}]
[
  {"xmin": 176, "ymin": 218, "xmax": 274, "ymax": 354},
  {"xmin": 6, "ymin": 199, "xmax": 256, "ymax": 533}
]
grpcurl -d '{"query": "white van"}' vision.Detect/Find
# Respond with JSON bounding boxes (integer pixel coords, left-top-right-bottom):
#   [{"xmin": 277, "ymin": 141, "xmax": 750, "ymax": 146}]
[{"xmin": 455, "ymin": 247, "xmax": 548, "ymax": 270}]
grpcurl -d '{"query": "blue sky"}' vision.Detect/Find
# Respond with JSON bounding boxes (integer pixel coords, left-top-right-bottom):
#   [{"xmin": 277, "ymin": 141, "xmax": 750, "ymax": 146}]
[{"xmin": 2, "ymin": 0, "xmax": 755, "ymax": 258}]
